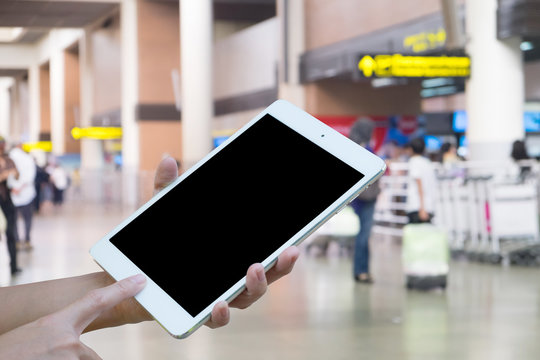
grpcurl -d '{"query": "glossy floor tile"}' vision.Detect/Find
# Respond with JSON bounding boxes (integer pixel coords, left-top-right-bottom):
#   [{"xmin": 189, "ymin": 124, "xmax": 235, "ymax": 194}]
[{"xmin": 1, "ymin": 201, "xmax": 539, "ymax": 359}]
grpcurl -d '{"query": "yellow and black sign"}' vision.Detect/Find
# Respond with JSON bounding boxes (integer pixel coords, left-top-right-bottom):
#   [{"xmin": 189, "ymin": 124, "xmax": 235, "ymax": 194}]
[
  {"xmin": 358, "ymin": 54, "xmax": 470, "ymax": 78},
  {"xmin": 403, "ymin": 28, "xmax": 447, "ymax": 53},
  {"xmin": 71, "ymin": 127, "xmax": 122, "ymax": 140},
  {"xmin": 22, "ymin": 141, "xmax": 53, "ymax": 153}
]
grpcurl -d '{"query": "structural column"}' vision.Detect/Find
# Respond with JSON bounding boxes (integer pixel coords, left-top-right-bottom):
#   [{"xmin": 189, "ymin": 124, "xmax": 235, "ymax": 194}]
[
  {"xmin": 49, "ymin": 49, "xmax": 65, "ymax": 155},
  {"xmin": 79, "ymin": 29, "xmax": 104, "ymax": 169},
  {"xmin": 278, "ymin": 0, "xmax": 305, "ymax": 108},
  {"xmin": 121, "ymin": 0, "xmax": 140, "ymax": 205},
  {"xmin": 180, "ymin": 0, "xmax": 213, "ymax": 168},
  {"xmin": 28, "ymin": 64, "xmax": 40, "ymax": 142},
  {"xmin": 0, "ymin": 78, "xmax": 12, "ymax": 137},
  {"xmin": 465, "ymin": 0, "xmax": 524, "ymax": 161}
]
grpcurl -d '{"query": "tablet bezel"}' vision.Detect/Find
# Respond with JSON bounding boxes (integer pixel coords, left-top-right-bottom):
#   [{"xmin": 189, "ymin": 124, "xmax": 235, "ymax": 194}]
[{"xmin": 90, "ymin": 99, "xmax": 386, "ymax": 338}]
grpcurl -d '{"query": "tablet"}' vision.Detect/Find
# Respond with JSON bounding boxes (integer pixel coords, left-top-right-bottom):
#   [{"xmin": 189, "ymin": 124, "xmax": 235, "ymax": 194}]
[{"xmin": 90, "ymin": 100, "xmax": 386, "ymax": 338}]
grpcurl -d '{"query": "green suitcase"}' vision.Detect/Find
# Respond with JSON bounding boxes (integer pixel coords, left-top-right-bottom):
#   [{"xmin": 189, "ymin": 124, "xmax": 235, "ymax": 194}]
[{"xmin": 402, "ymin": 223, "xmax": 450, "ymax": 290}]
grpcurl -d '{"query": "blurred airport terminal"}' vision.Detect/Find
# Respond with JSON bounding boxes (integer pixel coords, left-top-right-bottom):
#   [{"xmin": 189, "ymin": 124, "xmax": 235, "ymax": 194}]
[{"xmin": 1, "ymin": 0, "xmax": 540, "ymax": 359}]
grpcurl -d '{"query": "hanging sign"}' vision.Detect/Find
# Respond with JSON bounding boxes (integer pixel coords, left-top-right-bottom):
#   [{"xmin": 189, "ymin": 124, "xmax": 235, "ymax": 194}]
[
  {"xmin": 358, "ymin": 54, "xmax": 470, "ymax": 78},
  {"xmin": 71, "ymin": 127, "xmax": 122, "ymax": 140},
  {"xmin": 22, "ymin": 141, "xmax": 52, "ymax": 153}
]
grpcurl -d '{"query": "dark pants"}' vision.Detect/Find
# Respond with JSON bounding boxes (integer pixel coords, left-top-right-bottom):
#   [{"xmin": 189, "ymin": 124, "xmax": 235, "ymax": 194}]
[
  {"xmin": 53, "ymin": 187, "xmax": 64, "ymax": 205},
  {"xmin": 0, "ymin": 196, "xmax": 18, "ymax": 273},
  {"xmin": 353, "ymin": 200, "xmax": 376, "ymax": 276},
  {"xmin": 16, "ymin": 202, "xmax": 33, "ymax": 242}
]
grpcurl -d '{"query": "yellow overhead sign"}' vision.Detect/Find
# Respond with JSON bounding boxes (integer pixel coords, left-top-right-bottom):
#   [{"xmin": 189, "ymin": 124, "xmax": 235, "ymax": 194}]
[
  {"xmin": 358, "ymin": 54, "xmax": 470, "ymax": 78},
  {"xmin": 71, "ymin": 127, "xmax": 122, "ymax": 140},
  {"xmin": 22, "ymin": 141, "xmax": 52, "ymax": 153},
  {"xmin": 403, "ymin": 28, "xmax": 446, "ymax": 53}
]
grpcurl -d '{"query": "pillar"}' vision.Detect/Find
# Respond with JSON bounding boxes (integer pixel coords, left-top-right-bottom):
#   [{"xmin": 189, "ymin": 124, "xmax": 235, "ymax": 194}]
[
  {"xmin": 80, "ymin": 29, "xmax": 104, "ymax": 169},
  {"xmin": 0, "ymin": 78, "xmax": 13, "ymax": 137},
  {"xmin": 50, "ymin": 49, "xmax": 65, "ymax": 155},
  {"xmin": 9, "ymin": 79, "xmax": 21, "ymax": 140},
  {"xmin": 278, "ymin": 0, "xmax": 306, "ymax": 108},
  {"xmin": 180, "ymin": 0, "xmax": 213, "ymax": 168},
  {"xmin": 121, "ymin": 0, "xmax": 140, "ymax": 206},
  {"xmin": 465, "ymin": 0, "xmax": 524, "ymax": 161},
  {"xmin": 28, "ymin": 65, "xmax": 40, "ymax": 142}
]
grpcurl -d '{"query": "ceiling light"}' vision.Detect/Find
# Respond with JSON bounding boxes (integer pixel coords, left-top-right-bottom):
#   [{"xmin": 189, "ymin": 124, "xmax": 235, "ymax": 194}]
[{"xmin": 0, "ymin": 27, "xmax": 24, "ymax": 42}]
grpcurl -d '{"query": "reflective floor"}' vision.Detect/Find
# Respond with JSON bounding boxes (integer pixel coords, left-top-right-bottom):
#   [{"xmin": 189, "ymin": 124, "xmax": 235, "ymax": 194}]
[{"xmin": 1, "ymin": 200, "xmax": 540, "ymax": 359}]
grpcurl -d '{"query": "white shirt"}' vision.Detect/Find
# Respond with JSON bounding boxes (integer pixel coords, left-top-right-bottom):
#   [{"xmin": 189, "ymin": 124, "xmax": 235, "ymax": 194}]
[
  {"xmin": 8, "ymin": 147, "xmax": 37, "ymax": 207},
  {"xmin": 50, "ymin": 167, "xmax": 69, "ymax": 190},
  {"xmin": 406, "ymin": 155, "xmax": 437, "ymax": 213}
]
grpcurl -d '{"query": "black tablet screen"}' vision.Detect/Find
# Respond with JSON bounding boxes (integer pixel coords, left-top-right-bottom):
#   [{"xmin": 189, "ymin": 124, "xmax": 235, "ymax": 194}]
[{"xmin": 110, "ymin": 114, "xmax": 364, "ymax": 316}]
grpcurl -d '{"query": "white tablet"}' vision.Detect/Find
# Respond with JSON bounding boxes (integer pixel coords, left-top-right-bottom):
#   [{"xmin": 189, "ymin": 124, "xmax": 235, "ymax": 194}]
[{"xmin": 90, "ymin": 100, "xmax": 386, "ymax": 338}]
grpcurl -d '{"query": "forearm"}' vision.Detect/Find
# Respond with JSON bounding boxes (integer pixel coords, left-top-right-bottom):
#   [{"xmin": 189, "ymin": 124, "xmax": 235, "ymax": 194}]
[{"xmin": 0, "ymin": 272, "xmax": 114, "ymax": 334}]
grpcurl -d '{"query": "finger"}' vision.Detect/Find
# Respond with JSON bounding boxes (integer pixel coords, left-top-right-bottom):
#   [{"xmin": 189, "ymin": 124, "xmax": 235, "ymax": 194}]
[
  {"xmin": 61, "ymin": 274, "xmax": 146, "ymax": 334},
  {"xmin": 79, "ymin": 343, "xmax": 103, "ymax": 360},
  {"xmin": 154, "ymin": 156, "xmax": 178, "ymax": 193},
  {"xmin": 265, "ymin": 246, "xmax": 300, "ymax": 285},
  {"xmin": 229, "ymin": 263, "xmax": 268, "ymax": 309},
  {"xmin": 205, "ymin": 301, "xmax": 230, "ymax": 329}
]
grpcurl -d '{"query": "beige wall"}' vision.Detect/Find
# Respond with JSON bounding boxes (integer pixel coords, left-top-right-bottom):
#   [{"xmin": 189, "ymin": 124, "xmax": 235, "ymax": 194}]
[
  {"xmin": 305, "ymin": 79, "xmax": 422, "ymax": 115},
  {"xmin": 139, "ymin": 121, "xmax": 182, "ymax": 172},
  {"xmin": 214, "ymin": 20, "xmax": 256, "ymax": 41},
  {"xmin": 92, "ymin": 13, "xmax": 121, "ymax": 114},
  {"xmin": 214, "ymin": 18, "xmax": 278, "ymax": 99},
  {"xmin": 64, "ymin": 50, "xmax": 80, "ymax": 153},
  {"xmin": 138, "ymin": 0, "xmax": 180, "ymax": 104},
  {"xmin": 213, "ymin": 107, "xmax": 265, "ymax": 132},
  {"xmin": 304, "ymin": 0, "xmax": 444, "ymax": 50}
]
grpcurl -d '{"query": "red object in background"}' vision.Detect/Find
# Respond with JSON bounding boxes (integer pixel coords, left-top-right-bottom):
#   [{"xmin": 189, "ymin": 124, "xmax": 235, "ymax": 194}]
[
  {"xmin": 397, "ymin": 115, "xmax": 418, "ymax": 135},
  {"xmin": 316, "ymin": 115, "xmax": 388, "ymax": 153}
]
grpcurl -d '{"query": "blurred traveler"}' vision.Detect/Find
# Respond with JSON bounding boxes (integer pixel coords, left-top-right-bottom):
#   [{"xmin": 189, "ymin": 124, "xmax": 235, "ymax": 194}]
[
  {"xmin": 440, "ymin": 142, "xmax": 459, "ymax": 165},
  {"xmin": 8, "ymin": 143, "xmax": 37, "ymax": 251},
  {"xmin": 0, "ymin": 137, "xmax": 21, "ymax": 275},
  {"xmin": 349, "ymin": 118, "xmax": 380, "ymax": 284},
  {"xmin": 406, "ymin": 138, "xmax": 437, "ymax": 224},
  {"xmin": 48, "ymin": 162, "xmax": 69, "ymax": 206},
  {"xmin": 439, "ymin": 142, "xmax": 463, "ymax": 178},
  {"xmin": 510, "ymin": 139, "xmax": 531, "ymax": 182},
  {"xmin": 33, "ymin": 160, "xmax": 50, "ymax": 212},
  {"xmin": 0, "ymin": 157, "xmax": 300, "ymax": 359}
]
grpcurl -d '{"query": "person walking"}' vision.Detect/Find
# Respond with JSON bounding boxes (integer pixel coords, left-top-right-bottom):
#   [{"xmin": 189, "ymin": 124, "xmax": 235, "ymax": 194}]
[
  {"xmin": 406, "ymin": 137, "xmax": 437, "ymax": 224},
  {"xmin": 0, "ymin": 137, "xmax": 21, "ymax": 275},
  {"xmin": 48, "ymin": 162, "xmax": 69, "ymax": 206},
  {"xmin": 349, "ymin": 119, "xmax": 380, "ymax": 283},
  {"xmin": 8, "ymin": 143, "xmax": 37, "ymax": 251},
  {"xmin": 510, "ymin": 139, "xmax": 531, "ymax": 182}
]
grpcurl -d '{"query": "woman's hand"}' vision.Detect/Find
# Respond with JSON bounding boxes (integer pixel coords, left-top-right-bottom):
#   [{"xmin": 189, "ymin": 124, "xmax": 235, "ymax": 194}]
[
  {"xmin": 0, "ymin": 156, "xmax": 301, "ymax": 339},
  {"xmin": 0, "ymin": 275, "xmax": 146, "ymax": 360}
]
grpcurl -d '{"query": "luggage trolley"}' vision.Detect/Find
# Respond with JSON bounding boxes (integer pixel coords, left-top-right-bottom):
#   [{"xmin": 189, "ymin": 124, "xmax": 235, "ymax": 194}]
[{"xmin": 486, "ymin": 179, "xmax": 540, "ymax": 263}]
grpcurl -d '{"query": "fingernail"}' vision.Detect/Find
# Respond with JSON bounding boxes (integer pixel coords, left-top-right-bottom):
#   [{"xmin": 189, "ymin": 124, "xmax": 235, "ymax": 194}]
[
  {"xmin": 130, "ymin": 274, "xmax": 146, "ymax": 285},
  {"xmin": 256, "ymin": 266, "xmax": 265, "ymax": 282},
  {"xmin": 220, "ymin": 302, "xmax": 229, "ymax": 318}
]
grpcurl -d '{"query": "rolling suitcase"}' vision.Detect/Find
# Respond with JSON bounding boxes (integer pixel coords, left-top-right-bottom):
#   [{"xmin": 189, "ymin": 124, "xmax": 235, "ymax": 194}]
[{"xmin": 402, "ymin": 223, "xmax": 449, "ymax": 290}]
